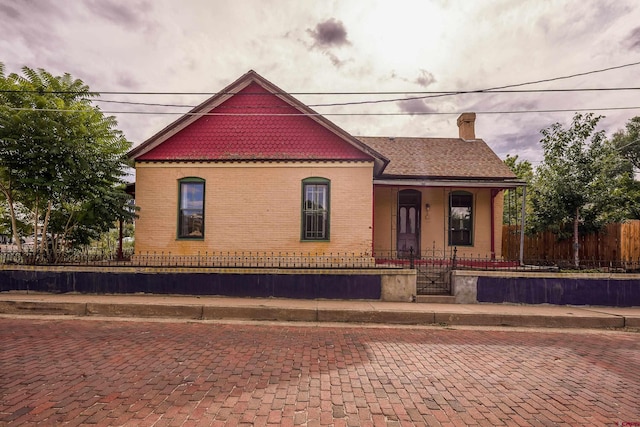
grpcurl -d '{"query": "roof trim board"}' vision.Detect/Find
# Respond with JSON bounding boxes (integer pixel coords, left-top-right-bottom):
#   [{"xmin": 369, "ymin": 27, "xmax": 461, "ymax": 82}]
[{"xmin": 374, "ymin": 178, "xmax": 527, "ymax": 188}]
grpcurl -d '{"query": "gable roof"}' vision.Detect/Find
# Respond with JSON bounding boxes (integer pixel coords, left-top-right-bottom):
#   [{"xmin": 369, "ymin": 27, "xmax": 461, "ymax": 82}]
[
  {"xmin": 128, "ymin": 71, "xmax": 388, "ymax": 174},
  {"xmin": 356, "ymin": 136, "xmax": 517, "ymax": 180}
]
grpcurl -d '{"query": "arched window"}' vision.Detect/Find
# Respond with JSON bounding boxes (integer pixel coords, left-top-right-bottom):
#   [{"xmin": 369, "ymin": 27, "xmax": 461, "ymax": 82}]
[
  {"xmin": 301, "ymin": 178, "xmax": 330, "ymax": 241},
  {"xmin": 449, "ymin": 191, "xmax": 473, "ymax": 246},
  {"xmin": 178, "ymin": 177, "xmax": 205, "ymax": 239}
]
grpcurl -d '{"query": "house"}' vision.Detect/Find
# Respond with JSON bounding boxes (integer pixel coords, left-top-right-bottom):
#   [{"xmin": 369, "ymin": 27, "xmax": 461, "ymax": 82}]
[{"xmin": 128, "ymin": 70, "xmax": 521, "ymax": 264}]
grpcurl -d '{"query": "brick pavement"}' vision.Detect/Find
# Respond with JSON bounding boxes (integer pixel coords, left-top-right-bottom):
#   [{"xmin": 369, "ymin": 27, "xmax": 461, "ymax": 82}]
[{"xmin": 0, "ymin": 319, "xmax": 638, "ymax": 426}]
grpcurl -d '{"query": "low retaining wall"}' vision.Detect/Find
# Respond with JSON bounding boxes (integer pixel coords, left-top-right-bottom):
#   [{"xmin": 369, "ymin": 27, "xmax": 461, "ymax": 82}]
[
  {"xmin": 0, "ymin": 266, "xmax": 416, "ymax": 302},
  {"xmin": 453, "ymin": 271, "xmax": 640, "ymax": 307}
]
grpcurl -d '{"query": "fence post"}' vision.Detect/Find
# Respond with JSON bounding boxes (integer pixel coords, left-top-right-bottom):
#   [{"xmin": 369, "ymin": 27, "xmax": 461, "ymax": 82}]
[
  {"xmin": 451, "ymin": 247, "xmax": 458, "ymax": 270},
  {"xmin": 409, "ymin": 247, "xmax": 415, "ymax": 269}
]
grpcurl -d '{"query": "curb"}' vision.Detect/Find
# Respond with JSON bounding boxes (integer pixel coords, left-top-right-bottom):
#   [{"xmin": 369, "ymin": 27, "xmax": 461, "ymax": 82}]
[
  {"xmin": 434, "ymin": 312, "xmax": 625, "ymax": 329},
  {"xmin": 0, "ymin": 300, "xmax": 634, "ymax": 329}
]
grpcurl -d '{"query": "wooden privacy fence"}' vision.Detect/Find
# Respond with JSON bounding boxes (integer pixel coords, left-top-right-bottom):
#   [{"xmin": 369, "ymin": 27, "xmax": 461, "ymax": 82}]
[{"xmin": 502, "ymin": 220, "xmax": 640, "ymax": 263}]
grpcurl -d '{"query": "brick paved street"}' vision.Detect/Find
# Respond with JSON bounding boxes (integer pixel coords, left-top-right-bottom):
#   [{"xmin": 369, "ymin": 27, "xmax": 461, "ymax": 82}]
[{"xmin": 1, "ymin": 318, "xmax": 638, "ymax": 426}]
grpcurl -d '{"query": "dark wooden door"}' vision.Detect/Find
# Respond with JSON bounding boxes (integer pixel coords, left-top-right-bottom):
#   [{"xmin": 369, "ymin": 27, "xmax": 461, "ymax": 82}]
[{"xmin": 397, "ymin": 190, "xmax": 420, "ymax": 257}]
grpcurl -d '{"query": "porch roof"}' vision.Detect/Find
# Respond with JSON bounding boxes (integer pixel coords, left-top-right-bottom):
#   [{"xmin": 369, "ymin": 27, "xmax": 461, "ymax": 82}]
[{"xmin": 356, "ymin": 137, "xmax": 517, "ymax": 181}]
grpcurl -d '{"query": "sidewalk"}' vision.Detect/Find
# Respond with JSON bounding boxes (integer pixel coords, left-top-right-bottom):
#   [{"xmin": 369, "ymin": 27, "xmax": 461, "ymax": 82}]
[{"xmin": 0, "ymin": 291, "xmax": 638, "ymax": 329}]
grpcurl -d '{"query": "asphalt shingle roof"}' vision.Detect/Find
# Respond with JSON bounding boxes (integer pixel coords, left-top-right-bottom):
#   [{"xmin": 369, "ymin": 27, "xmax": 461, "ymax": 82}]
[{"xmin": 356, "ymin": 137, "xmax": 517, "ymax": 180}]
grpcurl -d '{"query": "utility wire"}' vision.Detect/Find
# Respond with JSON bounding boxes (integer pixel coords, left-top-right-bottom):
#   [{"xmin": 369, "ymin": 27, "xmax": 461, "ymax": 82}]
[
  {"xmin": 1, "ymin": 60, "xmax": 638, "ymax": 98},
  {"xmin": 7, "ymin": 106, "xmax": 640, "ymax": 116},
  {"xmin": 92, "ymin": 87, "xmax": 640, "ymax": 109},
  {"xmin": 3, "ymin": 61, "xmax": 639, "ymax": 114},
  {"xmin": 310, "ymin": 61, "xmax": 640, "ymax": 107}
]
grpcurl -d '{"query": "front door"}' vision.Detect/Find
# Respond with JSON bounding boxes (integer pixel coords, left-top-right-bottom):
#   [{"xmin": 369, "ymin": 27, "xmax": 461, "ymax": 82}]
[{"xmin": 397, "ymin": 190, "xmax": 420, "ymax": 257}]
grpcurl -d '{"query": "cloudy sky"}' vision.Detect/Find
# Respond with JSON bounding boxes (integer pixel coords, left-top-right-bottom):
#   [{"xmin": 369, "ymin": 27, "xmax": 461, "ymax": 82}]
[{"xmin": 2, "ymin": 0, "xmax": 639, "ymax": 167}]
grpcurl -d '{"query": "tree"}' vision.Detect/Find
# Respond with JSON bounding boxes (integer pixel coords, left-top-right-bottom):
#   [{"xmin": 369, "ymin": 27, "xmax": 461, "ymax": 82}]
[
  {"xmin": 610, "ymin": 116, "xmax": 640, "ymax": 220},
  {"xmin": 611, "ymin": 116, "xmax": 640, "ymax": 171},
  {"xmin": 529, "ymin": 113, "xmax": 637, "ymax": 267},
  {"xmin": 0, "ymin": 63, "xmax": 134, "ymax": 261},
  {"xmin": 0, "ymin": 199, "xmax": 30, "ymax": 242},
  {"xmin": 502, "ymin": 154, "xmax": 533, "ymax": 226}
]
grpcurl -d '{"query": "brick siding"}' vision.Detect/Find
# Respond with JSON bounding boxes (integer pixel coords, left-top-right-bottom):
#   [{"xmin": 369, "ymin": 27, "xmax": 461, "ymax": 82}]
[{"xmin": 135, "ymin": 161, "xmax": 374, "ymax": 256}]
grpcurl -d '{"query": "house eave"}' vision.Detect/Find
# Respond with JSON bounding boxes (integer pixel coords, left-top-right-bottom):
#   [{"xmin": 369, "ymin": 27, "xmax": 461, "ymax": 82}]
[
  {"xmin": 134, "ymin": 158, "xmax": 375, "ymax": 165},
  {"xmin": 373, "ymin": 178, "xmax": 526, "ymax": 188}
]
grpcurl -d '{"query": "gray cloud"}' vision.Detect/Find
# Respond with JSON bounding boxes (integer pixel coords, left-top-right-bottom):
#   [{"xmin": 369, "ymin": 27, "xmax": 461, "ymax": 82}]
[
  {"xmin": 464, "ymin": 94, "xmax": 541, "ymax": 115},
  {"xmin": 0, "ymin": 0, "xmax": 66, "ymax": 19},
  {"xmin": 305, "ymin": 18, "xmax": 351, "ymax": 68},
  {"xmin": 326, "ymin": 52, "xmax": 345, "ymax": 68},
  {"xmin": 397, "ymin": 98, "xmax": 438, "ymax": 115},
  {"xmin": 308, "ymin": 18, "xmax": 350, "ymax": 48},
  {"xmin": 534, "ymin": 1, "xmax": 630, "ymax": 44},
  {"xmin": 85, "ymin": 0, "xmax": 150, "ymax": 27},
  {"xmin": 415, "ymin": 69, "xmax": 436, "ymax": 87},
  {"xmin": 116, "ymin": 72, "xmax": 140, "ymax": 89},
  {"xmin": 0, "ymin": 1, "xmax": 67, "ymax": 71},
  {"xmin": 627, "ymin": 26, "xmax": 640, "ymax": 50},
  {"xmin": 388, "ymin": 69, "xmax": 437, "ymax": 89},
  {"xmin": 496, "ymin": 129, "xmax": 542, "ymax": 154},
  {"xmin": 0, "ymin": 3, "xmax": 20, "ymax": 19}
]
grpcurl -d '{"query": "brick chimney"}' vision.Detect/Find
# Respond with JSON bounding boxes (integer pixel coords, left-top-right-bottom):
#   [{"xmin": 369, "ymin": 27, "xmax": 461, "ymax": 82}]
[{"xmin": 457, "ymin": 112, "xmax": 476, "ymax": 140}]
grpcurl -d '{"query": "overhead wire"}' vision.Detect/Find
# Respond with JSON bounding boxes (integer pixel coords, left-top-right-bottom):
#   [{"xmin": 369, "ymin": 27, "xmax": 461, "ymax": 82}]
[
  {"xmin": 1, "ymin": 59, "xmax": 638, "ymax": 97},
  {"xmin": 91, "ymin": 87, "xmax": 640, "ymax": 109},
  {"xmin": 307, "ymin": 61, "xmax": 640, "ymax": 107},
  {"xmin": 2, "ymin": 60, "xmax": 639, "ymax": 115},
  {"xmin": 7, "ymin": 106, "xmax": 640, "ymax": 116}
]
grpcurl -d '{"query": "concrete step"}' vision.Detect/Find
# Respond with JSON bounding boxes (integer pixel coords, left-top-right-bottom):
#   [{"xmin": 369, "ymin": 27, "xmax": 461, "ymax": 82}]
[{"xmin": 415, "ymin": 295, "xmax": 456, "ymax": 304}]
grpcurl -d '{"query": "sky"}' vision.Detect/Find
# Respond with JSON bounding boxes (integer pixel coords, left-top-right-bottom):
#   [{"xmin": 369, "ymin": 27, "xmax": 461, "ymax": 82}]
[{"xmin": 2, "ymin": 0, "xmax": 640, "ymax": 169}]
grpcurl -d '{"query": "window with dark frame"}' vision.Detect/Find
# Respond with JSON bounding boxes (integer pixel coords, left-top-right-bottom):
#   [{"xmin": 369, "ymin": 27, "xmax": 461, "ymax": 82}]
[
  {"xmin": 178, "ymin": 178, "xmax": 205, "ymax": 239},
  {"xmin": 449, "ymin": 191, "xmax": 473, "ymax": 246},
  {"xmin": 302, "ymin": 178, "xmax": 330, "ymax": 241}
]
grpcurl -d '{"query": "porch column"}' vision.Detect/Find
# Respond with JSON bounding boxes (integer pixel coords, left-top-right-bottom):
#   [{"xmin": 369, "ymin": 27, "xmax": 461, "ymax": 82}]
[{"xmin": 490, "ymin": 189, "xmax": 499, "ymax": 259}]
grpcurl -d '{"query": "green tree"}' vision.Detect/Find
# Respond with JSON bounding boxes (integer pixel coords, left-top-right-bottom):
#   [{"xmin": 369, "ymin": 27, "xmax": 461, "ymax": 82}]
[
  {"xmin": 502, "ymin": 154, "xmax": 533, "ymax": 226},
  {"xmin": 0, "ymin": 200, "xmax": 30, "ymax": 242},
  {"xmin": 0, "ymin": 63, "xmax": 134, "ymax": 260},
  {"xmin": 611, "ymin": 116, "xmax": 640, "ymax": 170},
  {"xmin": 609, "ymin": 116, "xmax": 640, "ymax": 220},
  {"xmin": 529, "ymin": 113, "xmax": 636, "ymax": 267}
]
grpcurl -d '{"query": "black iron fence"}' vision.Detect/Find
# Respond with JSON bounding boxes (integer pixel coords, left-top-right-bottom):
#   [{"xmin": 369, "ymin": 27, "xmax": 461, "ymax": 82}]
[
  {"xmin": 0, "ymin": 249, "xmax": 377, "ymax": 269},
  {"xmin": 2, "ymin": 247, "xmax": 640, "ymax": 273}
]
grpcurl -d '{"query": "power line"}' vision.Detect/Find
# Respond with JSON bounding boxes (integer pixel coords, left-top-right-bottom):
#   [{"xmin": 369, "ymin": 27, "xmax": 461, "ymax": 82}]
[
  {"xmin": 5, "ymin": 86, "xmax": 639, "ymax": 100},
  {"xmin": 7, "ymin": 106, "xmax": 640, "ymax": 116},
  {"xmin": 3, "ymin": 61, "xmax": 639, "ymax": 115},
  {"xmin": 310, "ymin": 61, "xmax": 640, "ymax": 107},
  {"xmin": 1, "ymin": 60, "xmax": 638, "ymax": 98},
  {"xmin": 91, "ymin": 87, "xmax": 640, "ymax": 109}
]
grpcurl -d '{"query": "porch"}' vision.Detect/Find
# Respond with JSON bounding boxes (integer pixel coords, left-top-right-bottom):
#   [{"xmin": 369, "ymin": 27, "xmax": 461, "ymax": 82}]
[{"xmin": 372, "ymin": 183, "xmax": 523, "ymax": 265}]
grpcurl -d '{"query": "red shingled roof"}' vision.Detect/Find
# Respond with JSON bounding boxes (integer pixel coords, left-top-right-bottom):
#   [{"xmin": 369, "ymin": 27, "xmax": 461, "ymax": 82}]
[{"xmin": 136, "ymin": 82, "xmax": 373, "ymax": 161}]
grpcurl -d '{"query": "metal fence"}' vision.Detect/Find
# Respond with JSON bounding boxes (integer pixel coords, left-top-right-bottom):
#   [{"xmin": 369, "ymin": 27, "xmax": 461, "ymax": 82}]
[
  {"xmin": 0, "ymin": 249, "xmax": 378, "ymax": 269},
  {"xmin": 2, "ymin": 248, "xmax": 640, "ymax": 273},
  {"xmin": 371, "ymin": 249, "xmax": 455, "ymax": 294}
]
